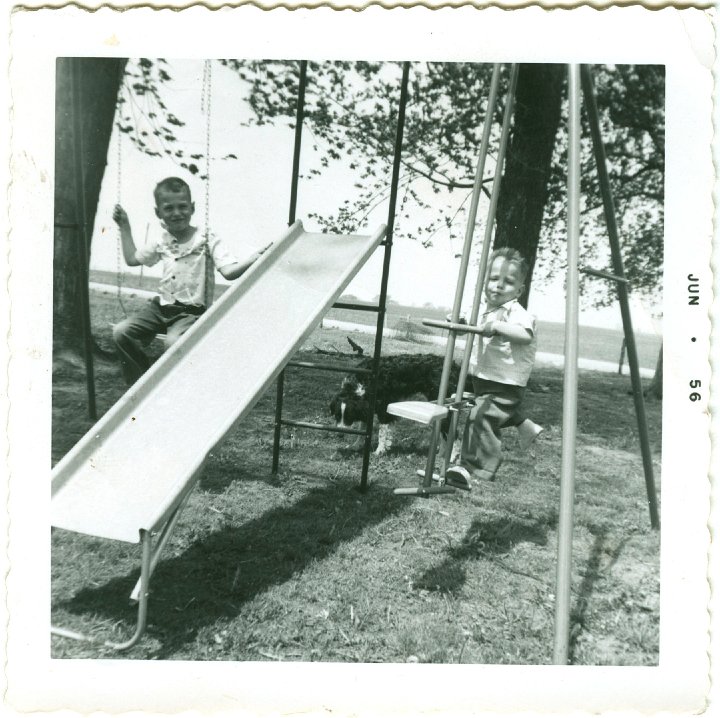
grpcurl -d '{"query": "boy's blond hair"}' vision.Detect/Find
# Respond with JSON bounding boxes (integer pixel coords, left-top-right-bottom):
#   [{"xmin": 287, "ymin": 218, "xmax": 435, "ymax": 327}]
[
  {"xmin": 490, "ymin": 247, "xmax": 529, "ymax": 281},
  {"xmin": 153, "ymin": 176, "xmax": 192, "ymax": 205}
]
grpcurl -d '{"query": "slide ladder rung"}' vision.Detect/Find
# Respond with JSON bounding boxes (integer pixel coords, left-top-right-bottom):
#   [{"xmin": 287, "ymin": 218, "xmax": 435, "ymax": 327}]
[
  {"xmin": 286, "ymin": 360, "xmax": 372, "ymax": 375},
  {"xmin": 280, "ymin": 419, "xmax": 366, "ymax": 436},
  {"xmin": 332, "ymin": 301, "xmax": 381, "ymax": 312}
]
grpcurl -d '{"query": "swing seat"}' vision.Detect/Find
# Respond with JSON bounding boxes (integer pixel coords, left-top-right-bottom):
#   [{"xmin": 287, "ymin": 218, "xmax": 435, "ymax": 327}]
[
  {"xmin": 388, "ymin": 395, "xmax": 472, "ymax": 496},
  {"xmin": 386, "ymin": 392, "xmax": 473, "ymax": 425},
  {"xmin": 388, "ymin": 395, "xmax": 472, "ymax": 495},
  {"xmin": 387, "ymin": 401, "xmax": 449, "ymax": 424}
]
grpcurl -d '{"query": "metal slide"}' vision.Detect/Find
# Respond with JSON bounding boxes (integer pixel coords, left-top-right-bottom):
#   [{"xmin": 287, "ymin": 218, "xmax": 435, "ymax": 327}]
[{"xmin": 52, "ymin": 221, "xmax": 386, "ymax": 544}]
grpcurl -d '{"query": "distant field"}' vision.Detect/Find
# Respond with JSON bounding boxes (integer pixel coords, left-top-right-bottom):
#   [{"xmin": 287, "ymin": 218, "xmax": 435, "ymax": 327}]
[
  {"xmin": 324, "ymin": 307, "xmax": 661, "ymax": 371},
  {"xmin": 90, "ymin": 269, "xmax": 662, "ymax": 370}
]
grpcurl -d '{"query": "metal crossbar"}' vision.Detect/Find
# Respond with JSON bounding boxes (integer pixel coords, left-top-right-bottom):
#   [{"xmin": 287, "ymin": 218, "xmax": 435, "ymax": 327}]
[
  {"xmin": 286, "ymin": 360, "xmax": 372, "ymax": 375},
  {"xmin": 580, "ymin": 266, "xmax": 630, "ymax": 284}
]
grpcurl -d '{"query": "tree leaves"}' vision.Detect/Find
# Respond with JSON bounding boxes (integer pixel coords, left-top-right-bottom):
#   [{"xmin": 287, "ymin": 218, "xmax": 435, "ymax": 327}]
[
  {"xmin": 116, "ymin": 59, "xmax": 664, "ymax": 304},
  {"xmin": 116, "ymin": 59, "xmax": 245, "ymax": 182}
]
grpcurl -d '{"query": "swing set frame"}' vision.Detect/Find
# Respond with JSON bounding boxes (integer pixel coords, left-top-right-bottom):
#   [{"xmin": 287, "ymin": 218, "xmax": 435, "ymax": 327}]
[{"xmin": 64, "ymin": 60, "xmax": 659, "ymax": 661}]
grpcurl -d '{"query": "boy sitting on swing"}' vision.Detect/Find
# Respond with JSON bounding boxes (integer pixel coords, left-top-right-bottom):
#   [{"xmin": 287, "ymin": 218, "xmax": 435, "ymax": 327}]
[
  {"xmin": 446, "ymin": 247, "xmax": 543, "ymax": 490},
  {"xmin": 112, "ymin": 176, "xmax": 266, "ymax": 385}
]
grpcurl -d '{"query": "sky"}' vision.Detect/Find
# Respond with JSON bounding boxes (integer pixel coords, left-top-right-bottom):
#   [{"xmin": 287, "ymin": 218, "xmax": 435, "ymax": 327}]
[{"xmin": 89, "ymin": 59, "xmax": 662, "ymax": 335}]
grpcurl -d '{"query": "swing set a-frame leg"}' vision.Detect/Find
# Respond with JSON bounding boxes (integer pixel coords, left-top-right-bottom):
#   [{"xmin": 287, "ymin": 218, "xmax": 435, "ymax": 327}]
[{"xmin": 580, "ymin": 64, "xmax": 660, "ymax": 530}]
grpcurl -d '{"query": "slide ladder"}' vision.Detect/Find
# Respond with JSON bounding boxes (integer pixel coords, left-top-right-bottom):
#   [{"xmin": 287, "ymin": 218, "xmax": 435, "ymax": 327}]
[{"xmin": 51, "ymin": 220, "xmax": 386, "ymax": 649}]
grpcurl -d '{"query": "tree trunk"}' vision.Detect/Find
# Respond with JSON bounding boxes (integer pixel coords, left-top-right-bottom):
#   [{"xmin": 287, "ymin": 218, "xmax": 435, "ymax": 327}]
[
  {"xmin": 645, "ymin": 344, "xmax": 663, "ymax": 399},
  {"xmin": 54, "ymin": 57, "xmax": 127, "ymax": 357},
  {"xmin": 494, "ymin": 64, "xmax": 565, "ymax": 308}
]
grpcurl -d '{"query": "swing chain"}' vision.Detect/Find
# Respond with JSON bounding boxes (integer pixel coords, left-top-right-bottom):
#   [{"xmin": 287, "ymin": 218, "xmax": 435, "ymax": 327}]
[
  {"xmin": 202, "ymin": 60, "xmax": 212, "ymax": 235},
  {"xmin": 115, "ymin": 68, "xmax": 128, "ymax": 316},
  {"xmin": 201, "ymin": 60, "xmax": 214, "ymax": 307}
]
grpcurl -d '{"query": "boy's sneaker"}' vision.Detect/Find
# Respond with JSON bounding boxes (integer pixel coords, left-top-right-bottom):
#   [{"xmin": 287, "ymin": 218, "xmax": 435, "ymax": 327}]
[
  {"xmin": 517, "ymin": 419, "xmax": 544, "ymax": 451},
  {"xmin": 445, "ymin": 465, "xmax": 472, "ymax": 492}
]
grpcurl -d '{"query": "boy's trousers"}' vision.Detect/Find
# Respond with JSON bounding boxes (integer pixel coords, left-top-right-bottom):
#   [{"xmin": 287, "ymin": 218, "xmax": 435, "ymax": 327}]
[
  {"xmin": 112, "ymin": 296, "xmax": 205, "ymax": 385},
  {"xmin": 460, "ymin": 377, "xmax": 526, "ymax": 480}
]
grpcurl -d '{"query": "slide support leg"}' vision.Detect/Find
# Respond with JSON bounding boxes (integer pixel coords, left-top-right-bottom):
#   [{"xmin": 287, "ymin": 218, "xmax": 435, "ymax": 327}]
[{"xmin": 51, "ymin": 530, "xmax": 153, "ymax": 652}]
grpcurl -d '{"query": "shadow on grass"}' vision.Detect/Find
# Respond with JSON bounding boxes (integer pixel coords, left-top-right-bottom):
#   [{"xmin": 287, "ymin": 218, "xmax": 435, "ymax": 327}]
[
  {"xmin": 55, "ymin": 480, "xmax": 408, "ymax": 657},
  {"xmin": 568, "ymin": 524, "xmax": 630, "ymax": 663},
  {"xmin": 414, "ymin": 514, "xmax": 551, "ymax": 595}
]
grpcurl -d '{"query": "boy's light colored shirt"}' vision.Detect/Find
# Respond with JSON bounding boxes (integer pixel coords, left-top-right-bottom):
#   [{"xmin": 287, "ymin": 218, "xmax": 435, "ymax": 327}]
[
  {"xmin": 136, "ymin": 225, "xmax": 237, "ymax": 306},
  {"xmin": 469, "ymin": 299, "xmax": 537, "ymax": 387}
]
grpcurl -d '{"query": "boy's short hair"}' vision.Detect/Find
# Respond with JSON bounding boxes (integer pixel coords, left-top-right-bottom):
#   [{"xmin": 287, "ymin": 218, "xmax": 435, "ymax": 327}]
[
  {"xmin": 153, "ymin": 177, "xmax": 192, "ymax": 205},
  {"xmin": 490, "ymin": 247, "xmax": 529, "ymax": 282}
]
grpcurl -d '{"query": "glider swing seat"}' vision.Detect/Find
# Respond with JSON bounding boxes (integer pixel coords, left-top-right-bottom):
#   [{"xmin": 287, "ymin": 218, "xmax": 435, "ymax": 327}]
[{"xmin": 389, "ymin": 63, "xmax": 520, "ymax": 497}]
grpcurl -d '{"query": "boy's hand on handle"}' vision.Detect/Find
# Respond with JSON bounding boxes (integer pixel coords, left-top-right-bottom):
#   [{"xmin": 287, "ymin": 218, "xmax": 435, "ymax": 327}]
[
  {"xmin": 445, "ymin": 314, "xmax": 468, "ymax": 336},
  {"xmin": 479, "ymin": 320, "xmax": 497, "ymax": 337},
  {"xmin": 113, "ymin": 204, "xmax": 140, "ymax": 266},
  {"xmin": 113, "ymin": 204, "xmax": 130, "ymax": 231}
]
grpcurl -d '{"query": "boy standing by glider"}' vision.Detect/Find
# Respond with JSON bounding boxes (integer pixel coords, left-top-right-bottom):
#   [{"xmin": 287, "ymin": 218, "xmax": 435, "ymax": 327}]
[{"xmin": 447, "ymin": 248, "xmax": 543, "ymax": 489}]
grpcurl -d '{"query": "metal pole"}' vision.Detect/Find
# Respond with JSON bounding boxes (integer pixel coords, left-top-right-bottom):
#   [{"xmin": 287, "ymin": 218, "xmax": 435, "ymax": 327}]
[
  {"xmin": 434, "ymin": 64, "xmax": 502, "ymax": 417},
  {"xmin": 359, "ymin": 61, "xmax": 410, "ymax": 491},
  {"xmin": 129, "ymin": 491, "xmax": 192, "ymax": 603},
  {"xmin": 553, "ymin": 63, "xmax": 581, "ymax": 666},
  {"xmin": 454, "ymin": 64, "xmax": 519, "ymax": 409},
  {"xmin": 111, "ymin": 530, "xmax": 152, "ymax": 650},
  {"xmin": 70, "ymin": 58, "xmax": 97, "ymax": 422},
  {"xmin": 421, "ymin": 63, "xmax": 503, "ymax": 489},
  {"xmin": 288, "ymin": 61, "xmax": 308, "ymax": 226},
  {"xmin": 580, "ymin": 64, "xmax": 660, "ymax": 530},
  {"xmin": 442, "ymin": 64, "xmax": 519, "ymax": 477},
  {"xmin": 272, "ymin": 60, "xmax": 308, "ymax": 474},
  {"xmin": 271, "ymin": 370, "xmax": 285, "ymax": 474}
]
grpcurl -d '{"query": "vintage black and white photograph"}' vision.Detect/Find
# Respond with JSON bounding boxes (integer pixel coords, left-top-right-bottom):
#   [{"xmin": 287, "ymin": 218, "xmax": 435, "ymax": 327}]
[
  {"xmin": 5, "ymin": 5, "xmax": 714, "ymax": 716},
  {"xmin": 50, "ymin": 55, "xmax": 666, "ymax": 663}
]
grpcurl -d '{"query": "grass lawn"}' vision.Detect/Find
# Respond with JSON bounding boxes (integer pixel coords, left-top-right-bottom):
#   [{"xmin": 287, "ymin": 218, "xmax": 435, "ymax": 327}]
[{"xmin": 50, "ymin": 292, "xmax": 661, "ymax": 663}]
